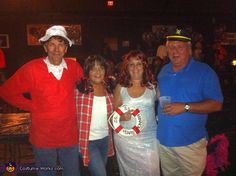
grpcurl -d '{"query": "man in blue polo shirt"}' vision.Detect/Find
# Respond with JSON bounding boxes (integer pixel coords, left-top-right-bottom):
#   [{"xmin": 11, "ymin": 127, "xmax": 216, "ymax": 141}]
[{"xmin": 156, "ymin": 27, "xmax": 223, "ymax": 176}]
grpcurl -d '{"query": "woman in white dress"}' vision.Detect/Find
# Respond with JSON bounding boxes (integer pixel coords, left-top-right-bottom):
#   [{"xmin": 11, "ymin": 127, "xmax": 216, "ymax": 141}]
[{"xmin": 113, "ymin": 50, "xmax": 160, "ymax": 176}]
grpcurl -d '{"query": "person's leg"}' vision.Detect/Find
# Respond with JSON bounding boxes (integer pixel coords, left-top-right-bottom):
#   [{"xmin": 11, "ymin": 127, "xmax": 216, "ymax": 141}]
[
  {"xmin": 58, "ymin": 145, "xmax": 80, "ymax": 176},
  {"xmin": 159, "ymin": 143, "xmax": 180, "ymax": 176},
  {"xmin": 88, "ymin": 136, "xmax": 109, "ymax": 176},
  {"xmin": 33, "ymin": 146, "xmax": 57, "ymax": 176},
  {"xmin": 159, "ymin": 138, "xmax": 207, "ymax": 176},
  {"xmin": 174, "ymin": 138, "xmax": 207, "ymax": 176}
]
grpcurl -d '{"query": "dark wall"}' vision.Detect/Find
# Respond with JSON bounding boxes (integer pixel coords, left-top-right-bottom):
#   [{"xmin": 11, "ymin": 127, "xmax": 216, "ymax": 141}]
[
  {"xmin": 0, "ymin": 13, "xmax": 157, "ymax": 77},
  {"xmin": 0, "ymin": 11, "xmax": 235, "ymax": 78}
]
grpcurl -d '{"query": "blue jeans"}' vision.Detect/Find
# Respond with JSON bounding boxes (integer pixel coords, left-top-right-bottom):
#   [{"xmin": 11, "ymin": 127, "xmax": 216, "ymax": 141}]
[
  {"xmin": 33, "ymin": 145, "xmax": 80, "ymax": 176},
  {"xmin": 88, "ymin": 136, "xmax": 109, "ymax": 176}
]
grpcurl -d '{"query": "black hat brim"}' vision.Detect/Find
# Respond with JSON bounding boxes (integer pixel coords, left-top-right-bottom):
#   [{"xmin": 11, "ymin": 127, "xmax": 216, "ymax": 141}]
[{"xmin": 166, "ymin": 35, "xmax": 191, "ymax": 42}]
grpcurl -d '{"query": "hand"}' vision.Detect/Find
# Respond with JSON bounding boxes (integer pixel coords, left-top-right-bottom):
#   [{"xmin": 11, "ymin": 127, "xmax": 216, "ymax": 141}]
[
  {"xmin": 120, "ymin": 110, "xmax": 132, "ymax": 121},
  {"xmin": 162, "ymin": 103, "xmax": 185, "ymax": 116}
]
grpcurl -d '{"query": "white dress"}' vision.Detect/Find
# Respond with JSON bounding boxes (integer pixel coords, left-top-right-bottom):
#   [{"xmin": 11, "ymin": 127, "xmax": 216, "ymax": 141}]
[{"xmin": 114, "ymin": 86, "xmax": 160, "ymax": 176}]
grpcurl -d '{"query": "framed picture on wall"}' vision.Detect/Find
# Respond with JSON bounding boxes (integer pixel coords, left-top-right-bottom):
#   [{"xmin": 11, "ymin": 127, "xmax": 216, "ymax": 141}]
[
  {"xmin": 0, "ymin": 34, "xmax": 9, "ymax": 48},
  {"xmin": 27, "ymin": 24, "xmax": 82, "ymax": 46},
  {"xmin": 221, "ymin": 32, "xmax": 236, "ymax": 45}
]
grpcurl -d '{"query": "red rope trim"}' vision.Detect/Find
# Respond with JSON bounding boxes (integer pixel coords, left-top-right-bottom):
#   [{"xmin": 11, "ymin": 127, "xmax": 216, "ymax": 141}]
[
  {"xmin": 115, "ymin": 108, "xmax": 124, "ymax": 116},
  {"xmin": 132, "ymin": 126, "xmax": 140, "ymax": 134},
  {"xmin": 132, "ymin": 109, "xmax": 140, "ymax": 116},
  {"xmin": 115, "ymin": 125, "xmax": 123, "ymax": 133}
]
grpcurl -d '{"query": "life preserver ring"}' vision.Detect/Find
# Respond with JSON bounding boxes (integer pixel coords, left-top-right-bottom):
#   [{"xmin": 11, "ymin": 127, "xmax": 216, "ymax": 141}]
[{"xmin": 108, "ymin": 104, "xmax": 144, "ymax": 137}]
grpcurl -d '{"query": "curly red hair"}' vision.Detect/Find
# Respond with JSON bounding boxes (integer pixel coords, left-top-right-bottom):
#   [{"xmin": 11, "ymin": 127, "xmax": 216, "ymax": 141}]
[{"xmin": 118, "ymin": 50, "xmax": 156, "ymax": 88}]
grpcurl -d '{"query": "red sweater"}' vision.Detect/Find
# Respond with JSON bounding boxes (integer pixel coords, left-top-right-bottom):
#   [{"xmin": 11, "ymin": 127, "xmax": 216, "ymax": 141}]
[
  {"xmin": 0, "ymin": 49, "xmax": 6, "ymax": 68},
  {"xmin": 0, "ymin": 58, "xmax": 83, "ymax": 147}
]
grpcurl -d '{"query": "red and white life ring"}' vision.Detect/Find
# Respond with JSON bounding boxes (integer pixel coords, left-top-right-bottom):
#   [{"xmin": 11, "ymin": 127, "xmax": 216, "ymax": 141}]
[{"xmin": 108, "ymin": 104, "xmax": 144, "ymax": 137}]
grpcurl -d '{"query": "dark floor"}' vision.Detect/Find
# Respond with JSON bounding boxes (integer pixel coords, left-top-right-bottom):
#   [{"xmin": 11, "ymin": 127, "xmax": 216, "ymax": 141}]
[{"xmin": 0, "ymin": 80, "xmax": 236, "ymax": 176}]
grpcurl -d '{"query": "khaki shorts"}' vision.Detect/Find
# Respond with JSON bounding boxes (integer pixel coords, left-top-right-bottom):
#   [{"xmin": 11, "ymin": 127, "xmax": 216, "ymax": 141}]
[{"xmin": 158, "ymin": 138, "xmax": 207, "ymax": 176}]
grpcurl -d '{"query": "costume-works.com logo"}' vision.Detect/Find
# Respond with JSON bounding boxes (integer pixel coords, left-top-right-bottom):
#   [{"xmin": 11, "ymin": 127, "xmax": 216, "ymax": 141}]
[{"xmin": 5, "ymin": 162, "xmax": 16, "ymax": 173}]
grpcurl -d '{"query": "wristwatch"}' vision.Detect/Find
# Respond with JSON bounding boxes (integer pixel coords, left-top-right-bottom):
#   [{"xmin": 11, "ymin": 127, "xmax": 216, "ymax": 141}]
[{"xmin": 184, "ymin": 103, "xmax": 190, "ymax": 112}]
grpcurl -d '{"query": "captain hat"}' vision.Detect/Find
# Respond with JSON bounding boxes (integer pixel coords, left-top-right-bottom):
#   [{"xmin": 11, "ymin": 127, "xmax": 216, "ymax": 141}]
[{"xmin": 166, "ymin": 27, "xmax": 191, "ymax": 42}]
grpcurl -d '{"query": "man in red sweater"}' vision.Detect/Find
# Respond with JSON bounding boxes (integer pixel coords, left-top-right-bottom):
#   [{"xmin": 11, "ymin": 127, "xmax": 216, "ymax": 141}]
[{"xmin": 0, "ymin": 25, "xmax": 83, "ymax": 176}]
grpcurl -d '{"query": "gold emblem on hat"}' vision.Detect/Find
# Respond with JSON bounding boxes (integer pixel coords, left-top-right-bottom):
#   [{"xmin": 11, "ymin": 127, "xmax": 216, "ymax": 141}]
[{"xmin": 176, "ymin": 29, "xmax": 181, "ymax": 35}]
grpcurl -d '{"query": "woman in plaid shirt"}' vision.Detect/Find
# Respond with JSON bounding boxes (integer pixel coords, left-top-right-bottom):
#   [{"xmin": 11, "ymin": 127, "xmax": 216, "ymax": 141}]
[{"xmin": 76, "ymin": 55, "xmax": 114, "ymax": 176}]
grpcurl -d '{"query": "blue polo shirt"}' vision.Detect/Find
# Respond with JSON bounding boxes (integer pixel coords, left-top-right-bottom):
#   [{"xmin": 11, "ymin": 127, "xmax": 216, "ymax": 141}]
[{"xmin": 156, "ymin": 58, "xmax": 223, "ymax": 147}]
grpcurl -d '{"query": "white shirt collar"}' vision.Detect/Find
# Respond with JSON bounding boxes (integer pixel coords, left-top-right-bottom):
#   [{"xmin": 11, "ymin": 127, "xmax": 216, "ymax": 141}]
[
  {"xmin": 44, "ymin": 57, "xmax": 68, "ymax": 73},
  {"xmin": 43, "ymin": 57, "xmax": 68, "ymax": 80}
]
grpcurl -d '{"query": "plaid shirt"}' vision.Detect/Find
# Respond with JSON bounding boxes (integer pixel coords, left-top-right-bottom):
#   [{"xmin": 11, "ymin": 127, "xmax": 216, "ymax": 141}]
[{"xmin": 76, "ymin": 89, "xmax": 114, "ymax": 166}]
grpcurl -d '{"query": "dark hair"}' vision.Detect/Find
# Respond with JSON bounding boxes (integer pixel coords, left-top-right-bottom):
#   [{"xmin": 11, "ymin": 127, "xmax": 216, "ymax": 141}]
[
  {"xmin": 77, "ymin": 55, "xmax": 113, "ymax": 94},
  {"xmin": 83, "ymin": 55, "xmax": 107, "ymax": 77},
  {"xmin": 118, "ymin": 50, "xmax": 156, "ymax": 88}
]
